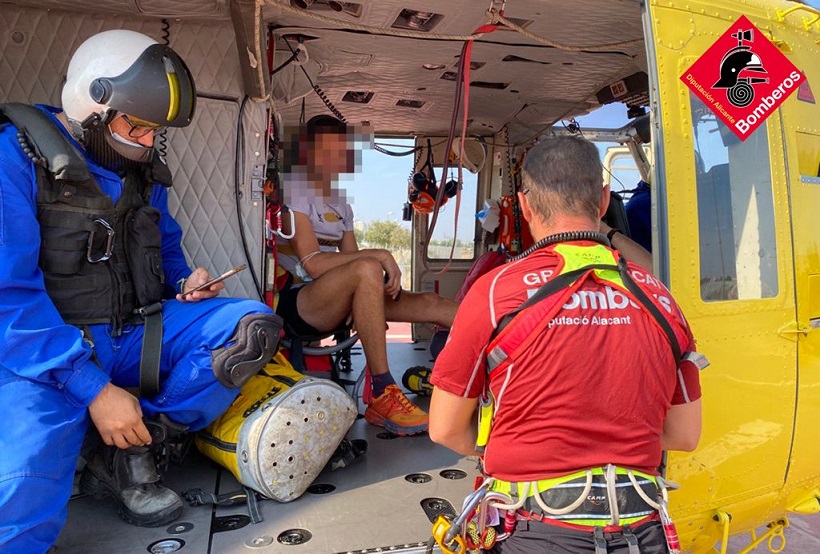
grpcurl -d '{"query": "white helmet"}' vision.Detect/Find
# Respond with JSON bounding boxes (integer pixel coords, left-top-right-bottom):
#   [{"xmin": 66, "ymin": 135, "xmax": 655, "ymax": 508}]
[{"xmin": 62, "ymin": 30, "xmax": 196, "ymax": 128}]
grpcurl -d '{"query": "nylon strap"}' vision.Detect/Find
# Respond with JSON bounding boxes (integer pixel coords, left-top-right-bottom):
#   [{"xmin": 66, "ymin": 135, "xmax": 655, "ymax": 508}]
[
  {"xmin": 137, "ymin": 302, "xmax": 163, "ymax": 397},
  {"xmin": 80, "ymin": 325, "xmax": 103, "ymax": 368},
  {"xmin": 622, "ymin": 525, "xmax": 641, "ymax": 554},
  {"xmin": 182, "ymin": 486, "xmax": 264, "ymax": 524},
  {"xmin": 491, "ymin": 257, "xmax": 682, "ymax": 362},
  {"xmin": 491, "ymin": 263, "xmax": 618, "ymax": 341},
  {"xmin": 615, "ymin": 257, "xmax": 681, "ymax": 362},
  {"xmin": 594, "ymin": 526, "xmax": 608, "ymax": 554},
  {"xmin": 244, "ymin": 485, "xmax": 263, "ymax": 524},
  {"xmin": 0, "ymin": 103, "xmax": 90, "ymax": 181}
]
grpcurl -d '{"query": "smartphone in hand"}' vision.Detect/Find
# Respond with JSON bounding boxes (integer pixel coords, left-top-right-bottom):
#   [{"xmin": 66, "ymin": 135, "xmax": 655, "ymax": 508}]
[{"xmin": 181, "ymin": 264, "xmax": 247, "ymax": 298}]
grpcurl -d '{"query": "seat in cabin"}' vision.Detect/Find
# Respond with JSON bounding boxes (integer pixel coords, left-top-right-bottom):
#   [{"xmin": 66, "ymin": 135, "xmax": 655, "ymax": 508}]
[{"xmin": 279, "ymin": 322, "xmax": 360, "ymax": 392}]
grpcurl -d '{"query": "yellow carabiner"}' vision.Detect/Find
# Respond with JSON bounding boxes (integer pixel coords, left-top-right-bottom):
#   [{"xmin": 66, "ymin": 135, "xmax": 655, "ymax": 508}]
[
  {"xmin": 476, "ymin": 391, "xmax": 495, "ymax": 449},
  {"xmin": 432, "ymin": 515, "xmax": 467, "ymax": 554}
]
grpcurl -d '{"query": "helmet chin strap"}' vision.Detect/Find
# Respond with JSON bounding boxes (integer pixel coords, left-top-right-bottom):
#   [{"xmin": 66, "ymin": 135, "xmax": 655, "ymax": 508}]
[{"xmin": 79, "ymin": 115, "xmax": 154, "ymax": 173}]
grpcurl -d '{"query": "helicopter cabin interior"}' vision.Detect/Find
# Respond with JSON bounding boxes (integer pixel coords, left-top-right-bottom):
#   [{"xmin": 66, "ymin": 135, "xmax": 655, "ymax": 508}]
[{"xmin": 1, "ymin": 0, "xmax": 819, "ymax": 552}]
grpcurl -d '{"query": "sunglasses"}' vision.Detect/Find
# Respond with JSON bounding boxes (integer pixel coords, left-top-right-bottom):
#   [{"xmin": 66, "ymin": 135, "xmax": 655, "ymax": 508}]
[{"xmin": 120, "ymin": 114, "xmax": 165, "ymax": 139}]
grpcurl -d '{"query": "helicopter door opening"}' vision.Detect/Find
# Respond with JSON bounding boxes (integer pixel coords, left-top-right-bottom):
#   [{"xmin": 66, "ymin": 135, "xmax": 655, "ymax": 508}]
[
  {"xmin": 409, "ymin": 135, "xmax": 489, "ymax": 341},
  {"xmin": 646, "ymin": 2, "xmax": 798, "ymax": 540},
  {"xmin": 777, "ymin": 27, "xmax": 820, "ymax": 490},
  {"xmin": 345, "ymin": 136, "xmax": 416, "ymax": 294}
]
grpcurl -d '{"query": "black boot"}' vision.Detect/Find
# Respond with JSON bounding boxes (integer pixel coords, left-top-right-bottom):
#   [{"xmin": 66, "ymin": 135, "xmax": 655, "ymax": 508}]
[{"xmin": 80, "ymin": 445, "xmax": 183, "ymax": 527}]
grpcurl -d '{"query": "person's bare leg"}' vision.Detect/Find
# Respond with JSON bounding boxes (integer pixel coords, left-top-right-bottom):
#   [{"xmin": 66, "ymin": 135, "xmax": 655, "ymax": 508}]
[
  {"xmin": 290, "ymin": 258, "xmax": 428, "ymax": 435},
  {"xmin": 384, "ymin": 291, "xmax": 458, "ymax": 328},
  {"xmin": 295, "ymin": 257, "xmax": 391, "ymax": 376}
]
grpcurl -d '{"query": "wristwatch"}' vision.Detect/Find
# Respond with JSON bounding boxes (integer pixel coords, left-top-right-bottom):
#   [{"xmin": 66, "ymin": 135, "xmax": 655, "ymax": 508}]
[{"xmin": 606, "ymin": 228, "xmax": 621, "ymax": 244}]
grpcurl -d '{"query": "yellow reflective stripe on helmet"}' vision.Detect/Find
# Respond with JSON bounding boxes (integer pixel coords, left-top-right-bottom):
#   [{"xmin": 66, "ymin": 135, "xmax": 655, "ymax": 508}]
[{"xmin": 166, "ymin": 70, "xmax": 180, "ymax": 122}]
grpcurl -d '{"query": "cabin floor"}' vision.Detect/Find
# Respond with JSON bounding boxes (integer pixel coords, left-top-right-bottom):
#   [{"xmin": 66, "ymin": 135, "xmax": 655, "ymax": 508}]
[
  {"xmin": 53, "ymin": 327, "xmax": 820, "ymax": 553},
  {"xmin": 55, "ymin": 332, "xmax": 478, "ymax": 554}
]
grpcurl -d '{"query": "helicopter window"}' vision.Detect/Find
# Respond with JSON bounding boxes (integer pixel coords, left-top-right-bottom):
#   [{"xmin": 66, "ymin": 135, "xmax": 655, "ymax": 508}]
[
  {"xmin": 347, "ymin": 137, "xmax": 416, "ymax": 290},
  {"xmin": 691, "ymin": 94, "xmax": 779, "ymax": 302},
  {"xmin": 603, "ymin": 147, "xmax": 649, "ymax": 196},
  {"xmin": 426, "ymin": 167, "xmax": 478, "ymax": 261}
]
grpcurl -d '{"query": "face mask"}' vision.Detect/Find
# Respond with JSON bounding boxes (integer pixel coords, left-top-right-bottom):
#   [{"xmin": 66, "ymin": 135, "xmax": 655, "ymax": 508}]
[
  {"xmin": 110, "ymin": 131, "xmax": 143, "ymax": 147},
  {"xmin": 80, "ymin": 118, "xmax": 154, "ymax": 173}
]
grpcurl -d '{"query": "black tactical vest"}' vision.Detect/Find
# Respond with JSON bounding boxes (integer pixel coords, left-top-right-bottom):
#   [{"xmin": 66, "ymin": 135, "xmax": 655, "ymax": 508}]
[{"xmin": 0, "ymin": 104, "xmax": 170, "ymax": 333}]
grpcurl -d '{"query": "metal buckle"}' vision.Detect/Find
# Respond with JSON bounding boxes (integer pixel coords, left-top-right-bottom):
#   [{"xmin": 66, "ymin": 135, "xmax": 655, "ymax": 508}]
[
  {"xmin": 86, "ymin": 218, "xmax": 115, "ymax": 263},
  {"xmin": 136, "ymin": 302, "xmax": 163, "ymax": 317}
]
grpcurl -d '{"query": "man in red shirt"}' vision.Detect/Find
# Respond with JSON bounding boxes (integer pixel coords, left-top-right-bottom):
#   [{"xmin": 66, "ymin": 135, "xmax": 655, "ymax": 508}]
[{"xmin": 429, "ymin": 136, "xmax": 703, "ymax": 553}]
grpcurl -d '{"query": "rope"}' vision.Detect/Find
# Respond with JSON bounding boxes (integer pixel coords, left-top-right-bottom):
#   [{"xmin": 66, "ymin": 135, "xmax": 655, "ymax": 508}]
[
  {"xmin": 267, "ymin": 0, "xmax": 644, "ymax": 52},
  {"xmin": 487, "ymin": 481, "xmax": 528, "ymax": 511},
  {"xmin": 490, "ymin": 11, "xmax": 643, "ymax": 52},
  {"xmin": 531, "ymin": 472, "xmax": 594, "ymax": 516},
  {"xmin": 627, "ymin": 469, "xmax": 661, "ymax": 510},
  {"xmin": 267, "ymin": 0, "xmax": 491, "ymax": 41}
]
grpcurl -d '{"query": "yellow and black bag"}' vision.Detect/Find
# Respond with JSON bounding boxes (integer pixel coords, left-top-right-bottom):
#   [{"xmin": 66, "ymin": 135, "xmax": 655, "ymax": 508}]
[{"xmin": 196, "ymin": 350, "xmax": 357, "ymax": 502}]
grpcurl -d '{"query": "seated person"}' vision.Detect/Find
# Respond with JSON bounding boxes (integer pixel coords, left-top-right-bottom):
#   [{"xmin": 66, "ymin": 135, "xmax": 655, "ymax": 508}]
[
  {"xmin": 429, "ymin": 136, "xmax": 701, "ymax": 553},
  {"xmin": 0, "ymin": 31, "xmax": 281, "ymax": 551},
  {"xmin": 276, "ymin": 115, "xmax": 459, "ymax": 436},
  {"xmin": 625, "ymin": 179, "xmax": 652, "ymax": 252},
  {"xmin": 600, "ymin": 219, "xmax": 653, "ymax": 271}
]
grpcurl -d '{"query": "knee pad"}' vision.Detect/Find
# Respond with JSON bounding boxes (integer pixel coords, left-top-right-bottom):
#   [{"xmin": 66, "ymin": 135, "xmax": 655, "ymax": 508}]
[{"xmin": 211, "ymin": 313, "xmax": 283, "ymax": 388}]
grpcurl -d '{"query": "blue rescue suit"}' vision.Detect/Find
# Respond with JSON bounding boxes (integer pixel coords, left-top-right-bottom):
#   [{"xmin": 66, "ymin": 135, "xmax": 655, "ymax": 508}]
[
  {"xmin": 0, "ymin": 106, "xmax": 274, "ymax": 552},
  {"xmin": 625, "ymin": 180, "xmax": 652, "ymax": 253}
]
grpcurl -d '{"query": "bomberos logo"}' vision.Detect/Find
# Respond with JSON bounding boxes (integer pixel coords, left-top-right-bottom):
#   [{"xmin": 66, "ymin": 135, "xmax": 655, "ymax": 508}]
[{"xmin": 681, "ymin": 15, "xmax": 803, "ymax": 141}]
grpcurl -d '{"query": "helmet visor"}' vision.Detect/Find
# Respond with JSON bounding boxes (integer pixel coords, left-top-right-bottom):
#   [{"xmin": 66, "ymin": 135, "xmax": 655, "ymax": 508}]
[{"xmin": 90, "ymin": 44, "xmax": 196, "ymax": 127}]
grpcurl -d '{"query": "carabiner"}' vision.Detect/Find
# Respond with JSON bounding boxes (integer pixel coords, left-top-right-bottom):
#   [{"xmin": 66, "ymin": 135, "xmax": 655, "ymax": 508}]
[
  {"xmin": 86, "ymin": 218, "xmax": 115, "ymax": 263},
  {"xmin": 275, "ymin": 208, "xmax": 295, "ymax": 240},
  {"xmin": 476, "ymin": 391, "xmax": 495, "ymax": 450},
  {"xmin": 432, "ymin": 515, "xmax": 467, "ymax": 554}
]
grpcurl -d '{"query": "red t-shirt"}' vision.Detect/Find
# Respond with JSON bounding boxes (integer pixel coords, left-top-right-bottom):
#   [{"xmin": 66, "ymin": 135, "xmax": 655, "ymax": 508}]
[{"xmin": 431, "ymin": 242, "xmax": 701, "ymax": 481}]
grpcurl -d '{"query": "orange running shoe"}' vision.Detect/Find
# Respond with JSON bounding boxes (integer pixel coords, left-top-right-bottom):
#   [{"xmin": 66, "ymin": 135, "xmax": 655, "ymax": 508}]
[{"xmin": 364, "ymin": 384, "xmax": 429, "ymax": 435}]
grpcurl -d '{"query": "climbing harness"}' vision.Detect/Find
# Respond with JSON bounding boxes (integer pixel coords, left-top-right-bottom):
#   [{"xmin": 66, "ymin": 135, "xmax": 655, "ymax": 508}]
[
  {"xmin": 434, "ymin": 235, "xmax": 688, "ymax": 552},
  {"xmin": 438, "ymin": 468, "xmax": 676, "ymax": 553}
]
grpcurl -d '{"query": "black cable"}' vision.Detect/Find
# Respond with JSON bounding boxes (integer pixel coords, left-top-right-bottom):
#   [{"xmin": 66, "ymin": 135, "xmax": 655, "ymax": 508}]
[
  {"xmin": 373, "ymin": 144, "xmax": 422, "ymax": 157},
  {"xmin": 407, "ymin": 142, "xmax": 424, "ymax": 192},
  {"xmin": 271, "ymin": 48, "xmax": 300, "ymax": 76},
  {"xmin": 509, "ymin": 230, "xmax": 610, "ymax": 262},
  {"xmin": 283, "ymin": 39, "xmax": 347, "ymax": 122},
  {"xmin": 423, "ymin": 138, "xmax": 436, "ymax": 186},
  {"xmin": 234, "ymin": 95, "xmax": 264, "ymax": 301},
  {"xmin": 156, "ymin": 18, "xmax": 171, "ymax": 160},
  {"xmin": 160, "ymin": 17, "xmax": 170, "ymax": 43},
  {"xmin": 311, "ymin": 84, "xmax": 347, "ymax": 122}
]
